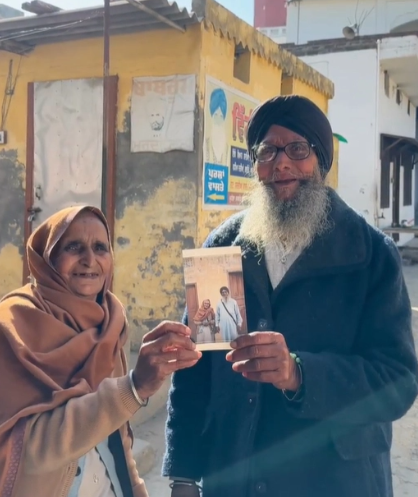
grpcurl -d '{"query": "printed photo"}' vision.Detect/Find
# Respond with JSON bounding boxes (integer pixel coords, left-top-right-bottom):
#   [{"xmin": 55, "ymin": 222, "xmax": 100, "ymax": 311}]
[{"xmin": 182, "ymin": 246, "xmax": 248, "ymax": 351}]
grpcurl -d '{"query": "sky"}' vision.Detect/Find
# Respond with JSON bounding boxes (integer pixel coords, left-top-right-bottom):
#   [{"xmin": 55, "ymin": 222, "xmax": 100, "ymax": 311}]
[{"xmin": 3, "ymin": 0, "xmax": 254, "ymax": 24}]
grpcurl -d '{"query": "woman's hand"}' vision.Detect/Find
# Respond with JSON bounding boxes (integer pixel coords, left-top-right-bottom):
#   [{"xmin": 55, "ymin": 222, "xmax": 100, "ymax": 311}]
[{"xmin": 132, "ymin": 321, "xmax": 202, "ymax": 399}]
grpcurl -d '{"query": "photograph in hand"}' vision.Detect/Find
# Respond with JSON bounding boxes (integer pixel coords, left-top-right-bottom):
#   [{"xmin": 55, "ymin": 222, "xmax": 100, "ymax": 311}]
[{"xmin": 182, "ymin": 246, "xmax": 248, "ymax": 351}]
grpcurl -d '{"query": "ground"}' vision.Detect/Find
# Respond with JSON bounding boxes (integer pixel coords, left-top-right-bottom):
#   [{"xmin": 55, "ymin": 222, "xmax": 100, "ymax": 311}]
[{"xmin": 139, "ymin": 264, "xmax": 418, "ymax": 496}]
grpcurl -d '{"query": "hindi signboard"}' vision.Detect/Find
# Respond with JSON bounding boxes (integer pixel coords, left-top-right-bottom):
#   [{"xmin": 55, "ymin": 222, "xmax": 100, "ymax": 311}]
[{"xmin": 203, "ymin": 76, "xmax": 259, "ymax": 209}]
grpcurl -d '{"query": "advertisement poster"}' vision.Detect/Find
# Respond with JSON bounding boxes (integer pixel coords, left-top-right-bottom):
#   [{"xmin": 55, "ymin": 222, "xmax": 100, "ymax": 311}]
[
  {"xmin": 183, "ymin": 246, "xmax": 248, "ymax": 351},
  {"xmin": 131, "ymin": 74, "xmax": 196, "ymax": 153},
  {"xmin": 203, "ymin": 76, "xmax": 259, "ymax": 209}
]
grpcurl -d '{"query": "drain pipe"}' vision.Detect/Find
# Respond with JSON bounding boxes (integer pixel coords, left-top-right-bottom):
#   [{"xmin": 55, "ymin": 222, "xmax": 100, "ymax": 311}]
[{"xmin": 373, "ymin": 39, "xmax": 381, "ymax": 227}]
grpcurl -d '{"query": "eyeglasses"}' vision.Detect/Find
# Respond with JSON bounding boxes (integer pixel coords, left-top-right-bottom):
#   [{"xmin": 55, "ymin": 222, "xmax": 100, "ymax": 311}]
[{"xmin": 253, "ymin": 141, "xmax": 314, "ymax": 163}]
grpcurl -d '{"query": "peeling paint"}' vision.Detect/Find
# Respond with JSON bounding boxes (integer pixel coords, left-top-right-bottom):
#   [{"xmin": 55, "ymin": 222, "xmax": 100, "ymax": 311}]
[
  {"xmin": 116, "ymin": 237, "xmax": 130, "ymax": 246},
  {"xmin": 0, "ymin": 244, "xmax": 24, "ymax": 296},
  {"xmin": 0, "ymin": 150, "xmax": 25, "ymax": 296},
  {"xmin": 0, "ymin": 150, "xmax": 25, "ymax": 253},
  {"xmin": 114, "ymin": 178, "xmax": 197, "ymax": 350},
  {"xmin": 116, "ymin": 112, "xmax": 198, "ymax": 217}
]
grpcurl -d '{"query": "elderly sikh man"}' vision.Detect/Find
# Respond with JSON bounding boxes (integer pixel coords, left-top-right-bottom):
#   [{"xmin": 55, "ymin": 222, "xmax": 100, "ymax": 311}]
[{"xmin": 163, "ymin": 95, "xmax": 418, "ymax": 497}]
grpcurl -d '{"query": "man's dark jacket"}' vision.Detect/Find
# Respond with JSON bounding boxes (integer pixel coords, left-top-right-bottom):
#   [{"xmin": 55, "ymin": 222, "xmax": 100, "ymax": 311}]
[{"xmin": 163, "ymin": 190, "xmax": 418, "ymax": 497}]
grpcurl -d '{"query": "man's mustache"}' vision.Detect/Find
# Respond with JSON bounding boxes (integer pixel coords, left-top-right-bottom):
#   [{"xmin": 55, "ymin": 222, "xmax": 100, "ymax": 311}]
[{"xmin": 262, "ymin": 171, "xmax": 315, "ymax": 184}]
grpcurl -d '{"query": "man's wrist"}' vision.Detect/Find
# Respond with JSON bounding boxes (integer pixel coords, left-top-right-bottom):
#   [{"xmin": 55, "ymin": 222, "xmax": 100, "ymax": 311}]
[{"xmin": 282, "ymin": 353, "xmax": 304, "ymax": 401}]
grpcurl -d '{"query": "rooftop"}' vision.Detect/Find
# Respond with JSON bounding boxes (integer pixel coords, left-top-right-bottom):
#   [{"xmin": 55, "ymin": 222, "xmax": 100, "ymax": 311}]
[
  {"xmin": 0, "ymin": 0, "xmax": 334, "ymax": 99},
  {"xmin": 282, "ymin": 29, "xmax": 418, "ymax": 57},
  {"xmin": 0, "ymin": 0, "xmax": 198, "ymax": 54}
]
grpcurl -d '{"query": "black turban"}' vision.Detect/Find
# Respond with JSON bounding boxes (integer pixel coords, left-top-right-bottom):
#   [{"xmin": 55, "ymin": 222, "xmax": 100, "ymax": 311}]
[{"xmin": 246, "ymin": 95, "xmax": 334, "ymax": 176}]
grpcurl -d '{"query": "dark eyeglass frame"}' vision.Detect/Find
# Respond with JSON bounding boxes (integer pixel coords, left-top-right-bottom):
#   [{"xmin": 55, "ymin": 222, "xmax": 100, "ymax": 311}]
[{"xmin": 253, "ymin": 141, "xmax": 315, "ymax": 163}]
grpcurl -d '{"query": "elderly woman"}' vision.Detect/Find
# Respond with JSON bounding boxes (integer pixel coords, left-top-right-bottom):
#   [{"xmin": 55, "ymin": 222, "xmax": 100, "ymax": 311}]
[
  {"xmin": 0, "ymin": 206, "xmax": 201, "ymax": 497},
  {"xmin": 193, "ymin": 300, "xmax": 216, "ymax": 344}
]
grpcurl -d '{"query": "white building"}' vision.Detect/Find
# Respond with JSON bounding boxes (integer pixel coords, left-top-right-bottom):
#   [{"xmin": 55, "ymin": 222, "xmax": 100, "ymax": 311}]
[
  {"xmin": 283, "ymin": 0, "xmax": 418, "ymax": 245},
  {"xmin": 286, "ymin": 0, "xmax": 418, "ymax": 45},
  {"xmin": 257, "ymin": 26, "xmax": 287, "ymax": 44}
]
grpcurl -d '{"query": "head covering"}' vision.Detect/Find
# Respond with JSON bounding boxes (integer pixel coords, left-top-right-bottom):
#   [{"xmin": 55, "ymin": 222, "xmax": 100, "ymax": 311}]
[
  {"xmin": 246, "ymin": 95, "xmax": 334, "ymax": 176},
  {"xmin": 0, "ymin": 206, "xmax": 127, "ymax": 488},
  {"xmin": 193, "ymin": 300, "xmax": 215, "ymax": 322}
]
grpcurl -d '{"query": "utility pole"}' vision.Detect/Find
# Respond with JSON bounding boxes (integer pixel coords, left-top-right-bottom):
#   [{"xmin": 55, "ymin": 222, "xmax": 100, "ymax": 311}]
[{"xmin": 101, "ymin": 0, "xmax": 110, "ymax": 215}]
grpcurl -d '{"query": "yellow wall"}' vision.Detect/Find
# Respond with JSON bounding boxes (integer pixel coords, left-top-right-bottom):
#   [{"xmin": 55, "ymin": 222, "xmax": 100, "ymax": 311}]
[
  {"xmin": 326, "ymin": 137, "xmax": 339, "ymax": 190},
  {"xmin": 0, "ymin": 20, "xmax": 332, "ymax": 347},
  {"xmin": 291, "ymin": 79, "xmax": 329, "ymax": 114},
  {"xmin": 0, "ymin": 27, "xmax": 202, "ymax": 349},
  {"xmin": 184, "ymin": 250, "xmax": 242, "ymax": 307}
]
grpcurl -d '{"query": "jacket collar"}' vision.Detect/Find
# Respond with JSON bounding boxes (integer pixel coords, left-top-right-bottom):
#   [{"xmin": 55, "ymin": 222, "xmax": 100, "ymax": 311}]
[{"xmin": 230, "ymin": 189, "xmax": 372, "ymax": 311}]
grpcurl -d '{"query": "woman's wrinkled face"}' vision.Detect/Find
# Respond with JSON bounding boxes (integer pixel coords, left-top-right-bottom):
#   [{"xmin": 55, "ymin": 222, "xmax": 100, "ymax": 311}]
[
  {"xmin": 51, "ymin": 212, "xmax": 112, "ymax": 301},
  {"xmin": 203, "ymin": 300, "xmax": 210, "ymax": 309}
]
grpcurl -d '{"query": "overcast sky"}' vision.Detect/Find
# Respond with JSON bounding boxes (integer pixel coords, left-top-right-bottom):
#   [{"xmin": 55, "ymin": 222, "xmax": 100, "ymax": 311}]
[{"xmin": 3, "ymin": 0, "xmax": 253, "ymax": 24}]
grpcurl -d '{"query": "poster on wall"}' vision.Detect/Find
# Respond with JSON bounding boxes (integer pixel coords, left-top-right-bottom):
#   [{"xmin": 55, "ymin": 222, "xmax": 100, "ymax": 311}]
[
  {"xmin": 203, "ymin": 76, "xmax": 260, "ymax": 210},
  {"xmin": 131, "ymin": 74, "xmax": 196, "ymax": 153}
]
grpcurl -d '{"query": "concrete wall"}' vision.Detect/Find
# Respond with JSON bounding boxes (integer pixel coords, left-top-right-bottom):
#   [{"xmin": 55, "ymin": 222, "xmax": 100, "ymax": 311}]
[
  {"xmin": 301, "ymin": 47, "xmax": 416, "ymax": 244},
  {"xmin": 287, "ymin": 0, "xmax": 418, "ymax": 44},
  {"xmin": 301, "ymin": 50, "xmax": 378, "ymax": 224},
  {"xmin": 379, "ymin": 65, "xmax": 416, "ymax": 245}
]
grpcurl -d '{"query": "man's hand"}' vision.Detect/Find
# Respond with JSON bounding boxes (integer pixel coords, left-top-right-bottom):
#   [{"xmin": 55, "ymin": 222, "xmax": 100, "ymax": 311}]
[
  {"xmin": 226, "ymin": 332, "xmax": 300, "ymax": 392},
  {"xmin": 133, "ymin": 321, "xmax": 202, "ymax": 400}
]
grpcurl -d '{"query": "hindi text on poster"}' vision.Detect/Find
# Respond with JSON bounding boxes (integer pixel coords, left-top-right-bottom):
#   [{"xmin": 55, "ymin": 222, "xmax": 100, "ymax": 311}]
[{"xmin": 203, "ymin": 77, "xmax": 259, "ymax": 210}]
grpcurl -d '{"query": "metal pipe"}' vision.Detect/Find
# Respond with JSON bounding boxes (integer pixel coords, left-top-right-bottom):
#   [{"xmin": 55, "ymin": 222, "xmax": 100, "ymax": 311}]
[
  {"xmin": 101, "ymin": 0, "xmax": 110, "ymax": 214},
  {"xmin": 373, "ymin": 38, "xmax": 381, "ymax": 227}
]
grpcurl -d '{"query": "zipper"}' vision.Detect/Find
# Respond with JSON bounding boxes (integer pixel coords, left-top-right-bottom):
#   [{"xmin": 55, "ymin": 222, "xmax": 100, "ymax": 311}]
[{"xmin": 60, "ymin": 462, "xmax": 77, "ymax": 497}]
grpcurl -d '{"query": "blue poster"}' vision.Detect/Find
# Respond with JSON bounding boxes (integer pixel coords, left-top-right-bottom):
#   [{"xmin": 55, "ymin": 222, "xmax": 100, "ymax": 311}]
[
  {"xmin": 230, "ymin": 146, "xmax": 254, "ymax": 178},
  {"xmin": 204, "ymin": 163, "xmax": 229, "ymax": 205}
]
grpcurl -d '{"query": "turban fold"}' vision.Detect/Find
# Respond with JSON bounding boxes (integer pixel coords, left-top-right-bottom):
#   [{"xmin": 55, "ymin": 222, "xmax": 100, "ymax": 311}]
[{"xmin": 246, "ymin": 95, "xmax": 334, "ymax": 176}]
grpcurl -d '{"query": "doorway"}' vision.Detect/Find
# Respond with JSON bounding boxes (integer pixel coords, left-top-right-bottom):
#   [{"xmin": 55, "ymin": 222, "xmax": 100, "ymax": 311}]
[
  {"xmin": 186, "ymin": 283, "xmax": 199, "ymax": 341},
  {"xmin": 24, "ymin": 76, "xmax": 117, "ymax": 281},
  {"xmin": 228, "ymin": 271, "xmax": 247, "ymax": 333}
]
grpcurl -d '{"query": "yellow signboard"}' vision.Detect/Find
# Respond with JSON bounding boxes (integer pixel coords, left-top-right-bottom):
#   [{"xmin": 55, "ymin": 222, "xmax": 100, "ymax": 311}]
[{"xmin": 203, "ymin": 77, "xmax": 260, "ymax": 209}]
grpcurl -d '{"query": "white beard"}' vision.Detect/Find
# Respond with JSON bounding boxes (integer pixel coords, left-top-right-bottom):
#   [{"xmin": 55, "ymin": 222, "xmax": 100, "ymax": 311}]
[{"xmin": 240, "ymin": 173, "xmax": 331, "ymax": 256}]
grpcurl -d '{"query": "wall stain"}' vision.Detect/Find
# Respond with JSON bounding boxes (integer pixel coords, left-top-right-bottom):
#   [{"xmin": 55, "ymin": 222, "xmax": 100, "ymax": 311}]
[
  {"xmin": 115, "ymin": 111, "xmax": 198, "ymax": 218},
  {"xmin": 0, "ymin": 150, "xmax": 25, "ymax": 253},
  {"xmin": 116, "ymin": 236, "xmax": 130, "ymax": 246},
  {"xmin": 113, "ymin": 110, "xmax": 199, "ymax": 349}
]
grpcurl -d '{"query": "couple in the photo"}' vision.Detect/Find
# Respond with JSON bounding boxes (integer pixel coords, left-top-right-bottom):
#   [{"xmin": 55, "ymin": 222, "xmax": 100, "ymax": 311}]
[{"xmin": 193, "ymin": 286, "xmax": 243, "ymax": 343}]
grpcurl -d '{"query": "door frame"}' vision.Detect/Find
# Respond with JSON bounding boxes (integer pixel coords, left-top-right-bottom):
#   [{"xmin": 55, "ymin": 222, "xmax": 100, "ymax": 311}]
[
  {"xmin": 392, "ymin": 154, "xmax": 400, "ymax": 228},
  {"xmin": 23, "ymin": 76, "xmax": 118, "ymax": 283},
  {"xmin": 185, "ymin": 283, "xmax": 198, "ymax": 338},
  {"xmin": 228, "ymin": 270, "xmax": 247, "ymax": 334}
]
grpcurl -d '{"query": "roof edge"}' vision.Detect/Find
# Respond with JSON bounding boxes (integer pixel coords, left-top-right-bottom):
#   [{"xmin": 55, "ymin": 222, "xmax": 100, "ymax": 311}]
[
  {"xmin": 199, "ymin": 0, "xmax": 334, "ymax": 99},
  {"xmin": 282, "ymin": 31, "xmax": 418, "ymax": 57}
]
